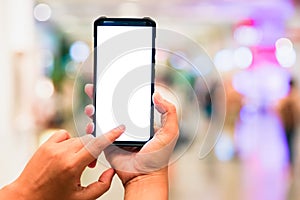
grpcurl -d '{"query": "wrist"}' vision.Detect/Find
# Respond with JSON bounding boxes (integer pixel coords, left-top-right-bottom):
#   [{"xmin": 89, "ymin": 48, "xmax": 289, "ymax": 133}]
[
  {"xmin": 125, "ymin": 167, "xmax": 168, "ymax": 186},
  {"xmin": 124, "ymin": 168, "xmax": 169, "ymax": 200}
]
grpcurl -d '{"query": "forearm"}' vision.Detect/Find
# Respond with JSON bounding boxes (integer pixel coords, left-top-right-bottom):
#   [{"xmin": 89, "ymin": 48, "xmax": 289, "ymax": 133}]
[{"xmin": 124, "ymin": 168, "xmax": 169, "ymax": 200}]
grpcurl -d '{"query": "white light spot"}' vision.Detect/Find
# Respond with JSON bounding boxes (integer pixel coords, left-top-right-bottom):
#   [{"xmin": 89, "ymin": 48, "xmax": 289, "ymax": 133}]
[
  {"xmin": 35, "ymin": 78, "xmax": 54, "ymax": 99},
  {"xmin": 275, "ymin": 38, "xmax": 293, "ymax": 50},
  {"xmin": 275, "ymin": 38, "xmax": 296, "ymax": 68},
  {"xmin": 70, "ymin": 41, "xmax": 90, "ymax": 63},
  {"xmin": 214, "ymin": 49, "xmax": 234, "ymax": 71},
  {"xmin": 233, "ymin": 47, "xmax": 253, "ymax": 69},
  {"xmin": 33, "ymin": 3, "xmax": 51, "ymax": 22},
  {"xmin": 234, "ymin": 26, "xmax": 261, "ymax": 46},
  {"xmin": 276, "ymin": 48, "xmax": 296, "ymax": 68}
]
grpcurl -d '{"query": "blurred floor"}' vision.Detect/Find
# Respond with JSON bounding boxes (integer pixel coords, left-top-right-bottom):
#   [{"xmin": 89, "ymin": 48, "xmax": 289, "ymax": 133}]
[
  {"xmin": 168, "ymin": 127, "xmax": 300, "ymax": 200},
  {"xmin": 79, "ymin": 117, "xmax": 300, "ymax": 200},
  {"xmin": 169, "ymin": 145, "xmax": 241, "ymax": 200},
  {"xmin": 2, "ymin": 115, "xmax": 300, "ymax": 200}
]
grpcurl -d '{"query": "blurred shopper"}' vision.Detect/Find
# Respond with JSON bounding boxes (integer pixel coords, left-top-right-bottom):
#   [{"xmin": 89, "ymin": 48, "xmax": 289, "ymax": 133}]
[
  {"xmin": 224, "ymin": 77, "xmax": 242, "ymax": 132},
  {"xmin": 195, "ymin": 79, "xmax": 216, "ymax": 119},
  {"xmin": 277, "ymin": 79, "xmax": 300, "ymax": 164}
]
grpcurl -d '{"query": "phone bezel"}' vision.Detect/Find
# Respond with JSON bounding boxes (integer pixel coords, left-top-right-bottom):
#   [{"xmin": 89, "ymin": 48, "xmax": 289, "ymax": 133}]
[{"xmin": 93, "ymin": 17, "xmax": 156, "ymax": 146}]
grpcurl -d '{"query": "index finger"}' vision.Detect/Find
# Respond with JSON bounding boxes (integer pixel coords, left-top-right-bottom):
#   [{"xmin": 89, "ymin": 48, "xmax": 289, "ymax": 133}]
[{"xmin": 76, "ymin": 125, "xmax": 126, "ymax": 167}]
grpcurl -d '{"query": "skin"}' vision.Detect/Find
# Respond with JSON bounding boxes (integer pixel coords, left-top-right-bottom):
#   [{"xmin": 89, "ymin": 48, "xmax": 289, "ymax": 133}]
[
  {"xmin": 0, "ymin": 84, "xmax": 179, "ymax": 200},
  {"xmin": 0, "ymin": 127, "xmax": 125, "ymax": 200},
  {"xmin": 85, "ymin": 84, "xmax": 179, "ymax": 200}
]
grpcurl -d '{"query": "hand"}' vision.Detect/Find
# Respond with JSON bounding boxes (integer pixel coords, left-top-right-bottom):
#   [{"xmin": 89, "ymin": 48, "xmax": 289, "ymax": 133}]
[
  {"xmin": 85, "ymin": 84, "xmax": 179, "ymax": 186},
  {"xmin": 0, "ymin": 127, "xmax": 125, "ymax": 200}
]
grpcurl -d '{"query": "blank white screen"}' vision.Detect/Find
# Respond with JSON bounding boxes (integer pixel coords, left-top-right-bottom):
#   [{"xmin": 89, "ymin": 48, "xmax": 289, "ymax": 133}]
[{"xmin": 96, "ymin": 26, "xmax": 153, "ymax": 142}]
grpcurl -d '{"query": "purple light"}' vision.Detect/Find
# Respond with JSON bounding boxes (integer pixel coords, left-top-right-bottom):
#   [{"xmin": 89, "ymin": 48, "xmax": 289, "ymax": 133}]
[
  {"xmin": 231, "ymin": 0, "xmax": 293, "ymax": 198},
  {"xmin": 232, "ymin": 65, "xmax": 290, "ymax": 104},
  {"xmin": 233, "ymin": 63, "xmax": 290, "ymax": 199},
  {"xmin": 235, "ymin": 107, "xmax": 290, "ymax": 199},
  {"xmin": 236, "ymin": 108, "xmax": 289, "ymax": 170}
]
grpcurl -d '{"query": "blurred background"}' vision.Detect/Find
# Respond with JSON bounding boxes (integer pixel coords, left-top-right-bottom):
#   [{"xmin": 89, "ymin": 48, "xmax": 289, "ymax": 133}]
[{"xmin": 1, "ymin": 0, "xmax": 300, "ymax": 199}]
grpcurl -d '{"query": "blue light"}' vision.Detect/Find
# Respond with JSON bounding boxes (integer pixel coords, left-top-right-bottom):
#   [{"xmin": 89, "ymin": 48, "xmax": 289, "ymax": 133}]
[
  {"xmin": 70, "ymin": 41, "xmax": 90, "ymax": 63},
  {"xmin": 214, "ymin": 133, "xmax": 235, "ymax": 161}
]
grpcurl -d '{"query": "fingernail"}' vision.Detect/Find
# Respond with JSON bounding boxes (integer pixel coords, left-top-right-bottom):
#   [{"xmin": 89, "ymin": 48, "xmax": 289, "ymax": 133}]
[
  {"xmin": 155, "ymin": 104, "xmax": 167, "ymax": 113},
  {"xmin": 117, "ymin": 124, "xmax": 126, "ymax": 131},
  {"xmin": 154, "ymin": 92, "xmax": 163, "ymax": 104},
  {"xmin": 90, "ymin": 123, "xmax": 95, "ymax": 132},
  {"xmin": 89, "ymin": 105, "xmax": 95, "ymax": 115},
  {"xmin": 153, "ymin": 93, "xmax": 167, "ymax": 113},
  {"xmin": 84, "ymin": 84, "xmax": 89, "ymax": 92},
  {"xmin": 85, "ymin": 105, "xmax": 94, "ymax": 114}
]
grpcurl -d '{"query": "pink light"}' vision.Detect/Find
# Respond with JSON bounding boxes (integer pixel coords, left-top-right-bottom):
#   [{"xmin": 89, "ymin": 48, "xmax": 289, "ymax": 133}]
[{"xmin": 250, "ymin": 46, "xmax": 279, "ymax": 69}]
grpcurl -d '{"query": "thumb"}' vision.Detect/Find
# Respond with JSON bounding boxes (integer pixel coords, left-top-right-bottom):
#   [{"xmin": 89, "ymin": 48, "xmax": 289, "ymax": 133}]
[{"xmin": 77, "ymin": 168, "xmax": 115, "ymax": 199}]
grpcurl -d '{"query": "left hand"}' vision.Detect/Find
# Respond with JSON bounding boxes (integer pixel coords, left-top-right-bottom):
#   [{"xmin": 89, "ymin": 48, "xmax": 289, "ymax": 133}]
[{"xmin": 2, "ymin": 127, "xmax": 124, "ymax": 200}]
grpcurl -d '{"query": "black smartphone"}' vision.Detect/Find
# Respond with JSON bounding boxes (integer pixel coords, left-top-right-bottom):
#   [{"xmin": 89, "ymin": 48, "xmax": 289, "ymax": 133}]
[{"xmin": 93, "ymin": 17, "xmax": 156, "ymax": 146}]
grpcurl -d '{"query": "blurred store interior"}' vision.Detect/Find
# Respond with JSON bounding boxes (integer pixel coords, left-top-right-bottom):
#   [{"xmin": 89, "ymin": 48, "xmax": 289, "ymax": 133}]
[{"xmin": 1, "ymin": 0, "xmax": 300, "ymax": 199}]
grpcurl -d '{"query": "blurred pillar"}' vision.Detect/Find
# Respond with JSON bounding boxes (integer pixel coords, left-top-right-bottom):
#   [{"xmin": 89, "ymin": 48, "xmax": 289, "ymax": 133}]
[
  {"xmin": 0, "ymin": 1, "xmax": 13, "ymax": 137},
  {"xmin": 0, "ymin": 0, "xmax": 37, "ymax": 186}
]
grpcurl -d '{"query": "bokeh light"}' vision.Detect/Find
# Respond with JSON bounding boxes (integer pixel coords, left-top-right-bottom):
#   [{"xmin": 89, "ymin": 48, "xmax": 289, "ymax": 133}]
[
  {"xmin": 35, "ymin": 78, "xmax": 54, "ymax": 99},
  {"xmin": 214, "ymin": 133, "xmax": 235, "ymax": 161},
  {"xmin": 275, "ymin": 38, "xmax": 296, "ymax": 68},
  {"xmin": 234, "ymin": 26, "xmax": 261, "ymax": 46},
  {"xmin": 233, "ymin": 47, "xmax": 253, "ymax": 69},
  {"xmin": 214, "ymin": 48, "xmax": 234, "ymax": 71},
  {"xmin": 33, "ymin": 3, "xmax": 51, "ymax": 22},
  {"xmin": 70, "ymin": 41, "xmax": 90, "ymax": 63}
]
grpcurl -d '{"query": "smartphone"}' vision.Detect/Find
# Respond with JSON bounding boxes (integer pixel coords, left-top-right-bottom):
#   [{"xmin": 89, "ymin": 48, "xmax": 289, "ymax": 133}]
[{"xmin": 93, "ymin": 17, "xmax": 156, "ymax": 146}]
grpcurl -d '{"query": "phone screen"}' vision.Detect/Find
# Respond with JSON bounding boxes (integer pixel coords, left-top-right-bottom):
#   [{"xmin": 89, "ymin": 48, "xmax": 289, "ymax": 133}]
[{"xmin": 94, "ymin": 18, "xmax": 155, "ymax": 146}]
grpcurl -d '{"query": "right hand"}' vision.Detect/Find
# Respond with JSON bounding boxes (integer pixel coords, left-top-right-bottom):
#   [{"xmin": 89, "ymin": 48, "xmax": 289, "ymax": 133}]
[{"xmin": 84, "ymin": 84, "xmax": 179, "ymax": 186}]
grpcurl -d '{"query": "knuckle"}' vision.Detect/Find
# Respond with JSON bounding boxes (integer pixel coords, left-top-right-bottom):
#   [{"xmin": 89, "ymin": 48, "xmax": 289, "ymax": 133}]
[
  {"xmin": 163, "ymin": 122, "xmax": 179, "ymax": 137},
  {"xmin": 101, "ymin": 182, "xmax": 111, "ymax": 191},
  {"xmin": 41, "ymin": 143, "xmax": 76, "ymax": 169},
  {"xmin": 41, "ymin": 144, "xmax": 56, "ymax": 157},
  {"xmin": 63, "ymin": 158, "xmax": 77, "ymax": 173},
  {"xmin": 57, "ymin": 130, "xmax": 70, "ymax": 140}
]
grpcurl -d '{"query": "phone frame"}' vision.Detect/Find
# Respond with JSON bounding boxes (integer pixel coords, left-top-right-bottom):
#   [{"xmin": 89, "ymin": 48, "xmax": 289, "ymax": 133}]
[{"xmin": 93, "ymin": 16, "xmax": 156, "ymax": 146}]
